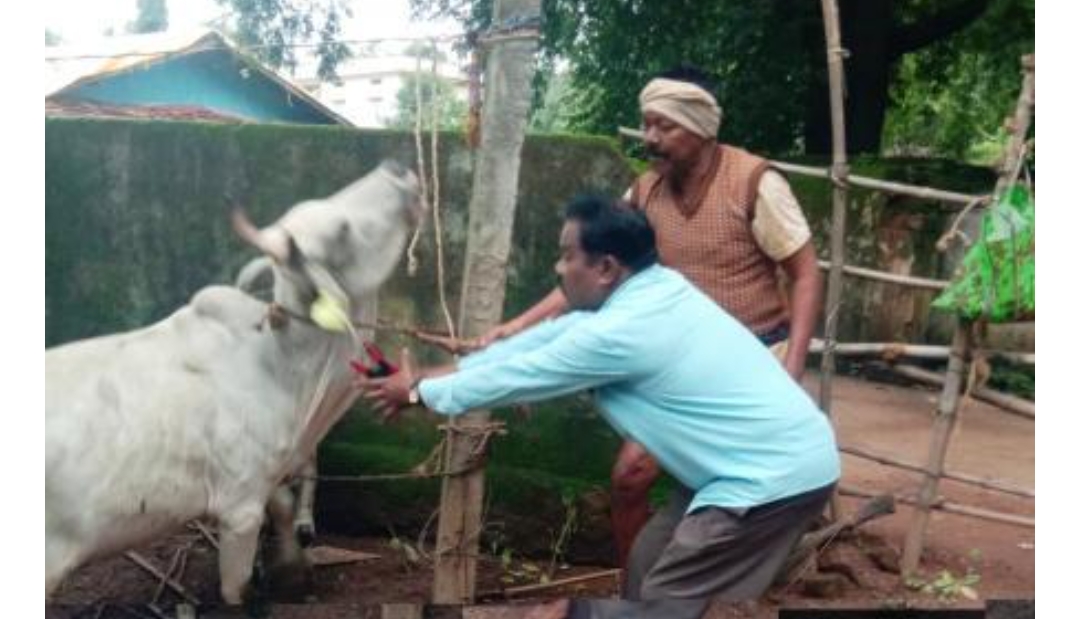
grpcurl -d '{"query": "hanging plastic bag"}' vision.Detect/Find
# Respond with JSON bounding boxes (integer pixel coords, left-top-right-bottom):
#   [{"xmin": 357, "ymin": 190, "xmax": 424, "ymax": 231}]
[{"xmin": 932, "ymin": 184, "xmax": 1035, "ymax": 322}]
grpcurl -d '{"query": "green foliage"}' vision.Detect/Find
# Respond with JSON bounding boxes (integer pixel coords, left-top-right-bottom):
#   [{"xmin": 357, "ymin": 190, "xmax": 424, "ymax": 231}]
[
  {"xmin": 413, "ymin": 0, "xmax": 814, "ymax": 153},
  {"xmin": 127, "ymin": 0, "xmax": 169, "ymax": 34},
  {"xmin": 905, "ymin": 568, "xmax": 981, "ymax": 602},
  {"xmin": 416, "ymin": 0, "xmax": 1030, "ymax": 159},
  {"xmin": 215, "ymin": 0, "xmax": 353, "ymax": 81},
  {"xmin": 988, "ymin": 361, "xmax": 1034, "ymax": 400},
  {"xmin": 883, "ymin": 0, "xmax": 1034, "ymax": 162},
  {"xmin": 390, "ymin": 73, "xmax": 469, "ymax": 131},
  {"xmin": 528, "ymin": 70, "xmax": 576, "ymax": 134}
]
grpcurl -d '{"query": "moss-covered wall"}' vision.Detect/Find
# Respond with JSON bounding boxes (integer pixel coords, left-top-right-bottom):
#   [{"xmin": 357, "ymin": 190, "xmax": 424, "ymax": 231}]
[{"xmin": 46, "ymin": 119, "xmax": 998, "ymax": 561}]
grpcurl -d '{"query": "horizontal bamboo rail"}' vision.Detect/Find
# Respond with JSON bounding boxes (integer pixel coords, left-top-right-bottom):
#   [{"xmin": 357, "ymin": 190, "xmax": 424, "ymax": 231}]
[
  {"xmin": 771, "ymin": 161, "xmax": 989, "ymax": 207},
  {"xmin": 839, "ymin": 484, "xmax": 1034, "ymax": 529},
  {"xmin": 889, "ymin": 363, "xmax": 1034, "ymax": 420},
  {"xmin": 840, "ymin": 443, "xmax": 1034, "ymax": 499},
  {"xmin": 817, "ymin": 260, "xmax": 950, "ymax": 290},
  {"xmin": 808, "ymin": 340, "xmax": 1035, "ymax": 366}
]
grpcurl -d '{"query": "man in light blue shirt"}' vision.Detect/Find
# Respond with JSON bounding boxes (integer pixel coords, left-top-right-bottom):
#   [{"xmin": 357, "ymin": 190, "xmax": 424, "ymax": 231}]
[{"xmin": 360, "ymin": 195, "xmax": 839, "ymax": 615}]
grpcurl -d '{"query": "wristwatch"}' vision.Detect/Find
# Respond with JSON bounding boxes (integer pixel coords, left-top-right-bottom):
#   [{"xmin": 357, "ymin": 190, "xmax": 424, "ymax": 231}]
[{"xmin": 407, "ymin": 379, "xmax": 423, "ymax": 406}]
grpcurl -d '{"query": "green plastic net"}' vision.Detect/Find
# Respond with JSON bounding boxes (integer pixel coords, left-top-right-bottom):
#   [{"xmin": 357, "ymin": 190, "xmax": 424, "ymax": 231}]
[{"xmin": 932, "ymin": 184, "xmax": 1035, "ymax": 322}]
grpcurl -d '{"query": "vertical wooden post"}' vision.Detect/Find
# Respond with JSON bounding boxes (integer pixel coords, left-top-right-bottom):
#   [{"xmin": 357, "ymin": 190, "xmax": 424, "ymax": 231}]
[
  {"xmin": 817, "ymin": 0, "xmax": 849, "ymax": 418},
  {"xmin": 900, "ymin": 322, "xmax": 971, "ymax": 575},
  {"xmin": 431, "ymin": 0, "xmax": 541, "ymax": 604},
  {"xmin": 900, "ymin": 54, "xmax": 1034, "ymax": 575},
  {"xmin": 817, "ymin": 0, "xmax": 849, "ymax": 520}
]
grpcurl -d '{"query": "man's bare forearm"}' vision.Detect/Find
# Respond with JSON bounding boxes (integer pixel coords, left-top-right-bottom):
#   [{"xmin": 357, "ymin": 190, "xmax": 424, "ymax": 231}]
[
  {"xmin": 505, "ymin": 287, "xmax": 568, "ymax": 332},
  {"xmin": 781, "ymin": 243, "xmax": 823, "ymax": 380}
]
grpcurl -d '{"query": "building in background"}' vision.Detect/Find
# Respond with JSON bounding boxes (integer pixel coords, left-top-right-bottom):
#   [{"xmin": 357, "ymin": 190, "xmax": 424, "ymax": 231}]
[
  {"xmin": 293, "ymin": 43, "xmax": 469, "ymax": 128},
  {"xmin": 45, "ymin": 29, "xmax": 351, "ymax": 126}
]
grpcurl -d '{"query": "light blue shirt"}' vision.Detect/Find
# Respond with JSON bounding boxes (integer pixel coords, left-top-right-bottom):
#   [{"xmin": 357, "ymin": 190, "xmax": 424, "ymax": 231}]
[{"xmin": 419, "ymin": 265, "xmax": 840, "ymax": 511}]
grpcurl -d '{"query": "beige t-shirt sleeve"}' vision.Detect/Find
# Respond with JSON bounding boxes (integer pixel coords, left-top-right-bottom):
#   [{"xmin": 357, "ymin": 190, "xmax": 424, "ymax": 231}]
[{"xmin": 751, "ymin": 169, "xmax": 812, "ymax": 262}]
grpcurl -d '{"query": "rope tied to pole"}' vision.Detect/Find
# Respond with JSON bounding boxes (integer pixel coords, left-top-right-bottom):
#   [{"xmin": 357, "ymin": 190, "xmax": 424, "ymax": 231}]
[{"xmin": 304, "ymin": 420, "xmax": 508, "ymax": 484}]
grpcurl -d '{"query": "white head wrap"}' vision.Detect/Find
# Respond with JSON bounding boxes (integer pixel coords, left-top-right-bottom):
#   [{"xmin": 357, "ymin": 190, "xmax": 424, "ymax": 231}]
[{"xmin": 639, "ymin": 78, "xmax": 722, "ymax": 139}]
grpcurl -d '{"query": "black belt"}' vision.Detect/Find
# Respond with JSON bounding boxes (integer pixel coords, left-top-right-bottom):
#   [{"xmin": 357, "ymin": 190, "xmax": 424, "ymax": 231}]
[{"xmin": 756, "ymin": 323, "xmax": 790, "ymax": 347}]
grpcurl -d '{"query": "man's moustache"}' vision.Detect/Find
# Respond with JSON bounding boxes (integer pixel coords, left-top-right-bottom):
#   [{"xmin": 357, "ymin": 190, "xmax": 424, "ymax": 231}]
[{"xmin": 644, "ymin": 148, "xmax": 668, "ymax": 161}]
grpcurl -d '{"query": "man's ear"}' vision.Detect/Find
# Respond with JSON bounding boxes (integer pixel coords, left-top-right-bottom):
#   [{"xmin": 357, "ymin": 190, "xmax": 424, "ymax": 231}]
[{"xmin": 598, "ymin": 255, "xmax": 623, "ymax": 285}]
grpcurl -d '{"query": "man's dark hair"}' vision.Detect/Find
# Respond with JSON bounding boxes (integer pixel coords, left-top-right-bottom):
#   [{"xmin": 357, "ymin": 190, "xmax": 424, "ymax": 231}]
[
  {"xmin": 654, "ymin": 65, "xmax": 719, "ymax": 100},
  {"xmin": 564, "ymin": 195, "xmax": 658, "ymax": 272}
]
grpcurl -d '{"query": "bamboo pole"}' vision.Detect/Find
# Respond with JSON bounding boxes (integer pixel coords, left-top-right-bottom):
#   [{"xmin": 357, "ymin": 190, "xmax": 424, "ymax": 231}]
[
  {"xmin": 817, "ymin": 0, "xmax": 848, "ymax": 522},
  {"xmin": 432, "ymin": 0, "xmax": 541, "ymax": 604},
  {"xmin": 817, "ymin": 260, "xmax": 950, "ymax": 290},
  {"xmin": 806, "ymin": 340, "xmax": 1034, "ymax": 365},
  {"xmin": 771, "ymin": 161, "xmax": 988, "ymax": 207},
  {"xmin": 889, "ymin": 363, "xmax": 1035, "ymax": 420},
  {"xmin": 498, "ymin": 569, "xmax": 622, "ymax": 598},
  {"xmin": 840, "ymin": 443, "xmax": 1034, "ymax": 499},
  {"xmin": 840, "ymin": 485, "xmax": 1034, "ymax": 528},
  {"xmin": 901, "ymin": 55, "xmax": 1035, "ymax": 574},
  {"xmin": 901, "ymin": 323, "xmax": 972, "ymax": 574}
]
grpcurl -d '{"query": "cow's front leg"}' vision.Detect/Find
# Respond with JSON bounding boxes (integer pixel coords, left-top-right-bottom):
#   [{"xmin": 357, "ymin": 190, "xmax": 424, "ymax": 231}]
[
  {"xmin": 217, "ymin": 507, "xmax": 265, "ymax": 606},
  {"xmin": 294, "ymin": 459, "xmax": 317, "ymax": 547},
  {"xmin": 266, "ymin": 485, "xmax": 312, "ymax": 599}
]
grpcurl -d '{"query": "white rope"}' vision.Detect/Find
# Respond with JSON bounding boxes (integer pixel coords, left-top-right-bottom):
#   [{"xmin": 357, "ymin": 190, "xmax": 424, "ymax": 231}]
[
  {"xmin": 428, "ymin": 40, "xmax": 458, "ymax": 341},
  {"xmin": 406, "ymin": 51, "xmax": 429, "ymax": 276}
]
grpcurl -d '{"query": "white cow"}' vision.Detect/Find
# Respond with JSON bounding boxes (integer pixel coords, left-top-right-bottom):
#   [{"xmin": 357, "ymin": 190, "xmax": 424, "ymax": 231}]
[{"xmin": 45, "ymin": 161, "xmax": 423, "ymax": 605}]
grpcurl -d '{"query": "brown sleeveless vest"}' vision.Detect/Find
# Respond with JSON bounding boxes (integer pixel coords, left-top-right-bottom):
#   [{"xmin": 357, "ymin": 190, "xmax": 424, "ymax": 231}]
[{"xmin": 631, "ymin": 144, "xmax": 788, "ymax": 335}]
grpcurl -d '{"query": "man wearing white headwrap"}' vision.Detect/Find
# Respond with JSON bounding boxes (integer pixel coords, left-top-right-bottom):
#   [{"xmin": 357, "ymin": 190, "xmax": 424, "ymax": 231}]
[{"xmin": 638, "ymin": 77, "xmax": 722, "ymax": 139}]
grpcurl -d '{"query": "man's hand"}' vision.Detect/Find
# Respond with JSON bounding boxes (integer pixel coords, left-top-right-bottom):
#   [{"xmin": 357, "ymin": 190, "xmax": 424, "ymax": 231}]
[{"xmin": 355, "ymin": 348, "xmax": 420, "ymax": 423}]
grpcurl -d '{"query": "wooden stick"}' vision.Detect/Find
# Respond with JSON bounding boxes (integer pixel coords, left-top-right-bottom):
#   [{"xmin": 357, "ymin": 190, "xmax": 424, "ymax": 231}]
[
  {"xmin": 772, "ymin": 161, "xmax": 988, "ymax": 207},
  {"xmin": 778, "ymin": 493, "xmax": 895, "ymax": 585},
  {"xmin": 840, "ymin": 484, "xmax": 1034, "ymax": 528},
  {"xmin": 840, "ymin": 443, "xmax": 1034, "ymax": 499},
  {"xmin": 189, "ymin": 520, "xmax": 220, "ymax": 550},
  {"xmin": 616, "ymin": 128, "xmax": 986, "ymax": 207},
  {"xmin": 807, "ymin": 340, "xmax": 1034, "ymax": 365},
  {"xmin": 498, "ymin": 568, "xmax": 622, "ymax": 597},
  {"xmin": 889, "ymin": 363, "xmax": 1035, "ymax": 420},
  {"xmin": 902, "ymin": 323, "xmax": 972, "ymax": 573},
  {"xmin": 902, "ymin": 56, "xmax": 1036, "ymax": 573},
  {"xmin": 123, "ymin": 551, "xmax": 201, "ymax": 606},
  {"xmin": 817, "ymin": 260, "xmax": 950, "ymax": 290},
  {"xmin": 817, "ymin": 0, "xmax": 849, "ymax": 524},
  {"xmin": 432, "ymin": 0, "xmax": 542, "ymax": 604}
]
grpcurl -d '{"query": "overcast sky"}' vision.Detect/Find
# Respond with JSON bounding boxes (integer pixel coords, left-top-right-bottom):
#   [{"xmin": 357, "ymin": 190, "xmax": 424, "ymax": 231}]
[{"xmin": 44, "ymin": 0, "xmax": 460, "ymax": 45}]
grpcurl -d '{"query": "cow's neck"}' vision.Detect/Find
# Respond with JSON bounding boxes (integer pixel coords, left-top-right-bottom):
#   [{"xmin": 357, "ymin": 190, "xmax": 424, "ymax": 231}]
[{"xmin": 268, "ymin": 320, "xmax": 357, "ymax": 470}]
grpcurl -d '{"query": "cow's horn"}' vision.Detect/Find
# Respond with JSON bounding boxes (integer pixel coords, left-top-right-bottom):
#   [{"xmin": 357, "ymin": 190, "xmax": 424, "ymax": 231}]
[{"xmin": 229, "ymin": 202, "xmax": 289, "ymax": 264}]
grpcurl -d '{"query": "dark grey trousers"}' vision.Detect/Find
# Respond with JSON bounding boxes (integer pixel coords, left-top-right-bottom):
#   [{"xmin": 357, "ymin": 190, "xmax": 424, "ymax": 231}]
[{"xmin": 570, "ymin": 482, "xmax": 835, "ymax": 619}]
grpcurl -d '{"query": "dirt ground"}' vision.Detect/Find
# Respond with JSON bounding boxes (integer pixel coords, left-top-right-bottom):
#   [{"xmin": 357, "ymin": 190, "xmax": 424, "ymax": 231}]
[{"xmin": 46, "ymin": 372, "xmax": 1034, "ymax": 618}]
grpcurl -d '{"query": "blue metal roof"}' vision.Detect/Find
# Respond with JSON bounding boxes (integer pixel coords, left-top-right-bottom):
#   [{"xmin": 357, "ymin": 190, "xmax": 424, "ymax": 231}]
[{"xmin": 48, "ymin": 32, "xmax": 351, "ymax": 126}]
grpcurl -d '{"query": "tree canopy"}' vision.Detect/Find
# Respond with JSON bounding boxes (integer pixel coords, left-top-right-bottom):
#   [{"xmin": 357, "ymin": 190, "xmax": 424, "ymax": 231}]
[
  {"xmin": 214, "ymin": 0, "xmax": 352, "ymax": 81},
  {"xmin": 127, "ymin": 0, "xmax": 169, "ymax": 35},
  {"xmin": 411, "ymin": 0, "xmax": 1032, "ymax": 160}
]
